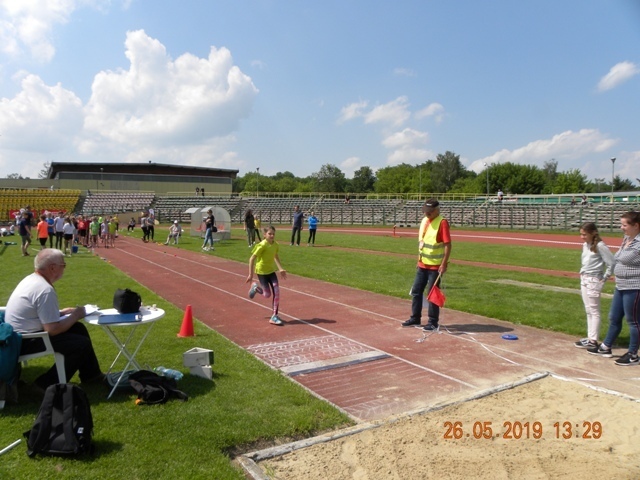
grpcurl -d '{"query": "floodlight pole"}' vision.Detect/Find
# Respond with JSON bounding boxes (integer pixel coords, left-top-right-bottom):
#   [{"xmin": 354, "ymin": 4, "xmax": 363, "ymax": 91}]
[
  {"xmin": 256, "ymin": 167, "xmax": 259, "ymax": 198},
  {"xmin": 610, "ymin": 157, "xmax": 616, "ymax": 204}
]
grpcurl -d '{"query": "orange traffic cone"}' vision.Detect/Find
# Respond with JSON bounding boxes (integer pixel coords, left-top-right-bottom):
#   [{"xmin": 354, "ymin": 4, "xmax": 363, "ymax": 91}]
[{"xmin": 177, "ymin": 305, "xmax": 194, "ymax": 337}]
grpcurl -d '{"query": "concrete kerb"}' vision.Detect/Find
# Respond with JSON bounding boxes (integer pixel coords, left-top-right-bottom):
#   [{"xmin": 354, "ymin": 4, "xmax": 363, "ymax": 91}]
[{"xmin": 237, "ymin": 371, "xmax": 550, "ymax": 480}]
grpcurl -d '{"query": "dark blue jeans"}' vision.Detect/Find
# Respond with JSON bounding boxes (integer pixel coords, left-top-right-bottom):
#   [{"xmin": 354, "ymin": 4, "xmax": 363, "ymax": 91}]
[
  {"xmin": 410, "ymin": 267, "xmax": 441, "ymax": 325},
  {"xmin": 603, "ymin": 288, "xmax": 640, "ymax": 354},
  {"xmin": 20, "ymin": 322, "xmax": 102, "ymax": 387},
  {"xmin": 291, "ymin": 227, "xmax": 301, "ymax": 245}
]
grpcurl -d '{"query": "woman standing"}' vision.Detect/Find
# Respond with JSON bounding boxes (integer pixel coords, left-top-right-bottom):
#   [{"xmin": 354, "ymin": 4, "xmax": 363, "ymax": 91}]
[
  {"xmin": 201, "ymin": 209, "xmax": 215, "ymax": 251},
  {"xmin": 588, "ymin": 211, "xmax": 640, "ymax": 365},
  {"xmin": 244, "ymin": 209, "xmax": 256, "ymax": 247},
  {"xmin": 575, "ymin": 223, "xmax": 615, "ymax": 349}
]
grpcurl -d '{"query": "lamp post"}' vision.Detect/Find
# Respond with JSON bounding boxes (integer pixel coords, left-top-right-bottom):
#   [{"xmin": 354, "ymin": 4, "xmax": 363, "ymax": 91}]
[
  {"xmin": 256, "ymin": 167, "xmax": 259, "ymax": 198},
  {"xmin": 610, "ymin": 157, "xmax": 616, "ymax": 204},
  {"xmin": 483, "ymin": 162, "xmax": 489, "ymax": 198},
  {"xmin": 419, "ymin": 165, "xmax": 422, "ymax": 200}
]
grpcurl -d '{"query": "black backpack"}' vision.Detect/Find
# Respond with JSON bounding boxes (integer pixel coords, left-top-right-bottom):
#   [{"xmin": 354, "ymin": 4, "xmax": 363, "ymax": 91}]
[
  {"xmin": 129, "ymin": 370, "xmax": 188, "ymax": 405},
  {"xmin": 113, "ymin": 288, "xmax": 142, "ymax": 314},
  {"xmin": 24, "ymin": 384, "xmax": 94, "ymax": 457}
]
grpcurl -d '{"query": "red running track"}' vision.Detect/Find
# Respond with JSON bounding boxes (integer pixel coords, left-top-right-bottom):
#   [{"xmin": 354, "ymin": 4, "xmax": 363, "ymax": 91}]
[{"xmin": 95, "ymin": 232, "xmax": 636, "ymax": 422}]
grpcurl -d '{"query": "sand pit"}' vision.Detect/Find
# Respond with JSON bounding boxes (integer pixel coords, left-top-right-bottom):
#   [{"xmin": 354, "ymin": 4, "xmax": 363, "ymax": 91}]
[{"xmin": 256, "ymin": 376, "xmax": 640, "ymax": 479}]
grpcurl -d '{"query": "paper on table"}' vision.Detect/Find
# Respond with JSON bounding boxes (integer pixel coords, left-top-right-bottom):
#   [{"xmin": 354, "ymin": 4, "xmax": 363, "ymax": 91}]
[{"xmin": 84, "ymin": 304, "xmax": 99, "ymax": 315}]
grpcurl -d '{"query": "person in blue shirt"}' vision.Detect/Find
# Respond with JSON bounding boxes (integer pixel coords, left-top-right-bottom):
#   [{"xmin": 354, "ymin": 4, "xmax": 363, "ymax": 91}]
[{"xmin": 307, "ymin": 211, "xmax": 318, "ymax": 246}]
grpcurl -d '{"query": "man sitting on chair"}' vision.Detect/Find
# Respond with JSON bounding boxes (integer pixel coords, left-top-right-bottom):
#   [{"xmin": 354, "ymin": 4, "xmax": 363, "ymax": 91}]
[
  {"xmin": 165, "ymin": 220, "xmax": 182, "ymax": 245},
  {"xmin": 4, "ymin": 249, "xmax": 103, "ymax": 390}
]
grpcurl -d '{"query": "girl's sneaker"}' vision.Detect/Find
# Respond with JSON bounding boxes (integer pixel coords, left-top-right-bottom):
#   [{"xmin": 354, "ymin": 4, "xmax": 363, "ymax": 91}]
[
  {"xmin": 587, "ymin": 344, "xmax": 612, "ymax": 357},
  {"xmin": 269, "ymin": 315, "xmax": 284, "ymax": 326},
  {"xmin": 249, "ymin": 283, "xmax": 261, "ymax": 299},
  {"xmin": 574, "ymin": 338, "xmax": 597, "ymax": 349},
  {"xmin": 615, "ymin": 352, "xmax": 639, "ymax": 366}
]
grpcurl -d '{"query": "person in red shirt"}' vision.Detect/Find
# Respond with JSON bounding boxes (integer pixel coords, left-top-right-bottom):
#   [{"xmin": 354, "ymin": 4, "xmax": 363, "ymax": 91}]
[{"xmin": 402, "ymin": 199, "xmax": 452, "ymax": 331}]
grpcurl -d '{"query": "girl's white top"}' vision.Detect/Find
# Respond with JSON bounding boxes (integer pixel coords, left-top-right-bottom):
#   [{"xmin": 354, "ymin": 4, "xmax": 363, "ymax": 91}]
[{"xmin": 580, "ymin": 240, "xmax": 615, "ymax": 280}]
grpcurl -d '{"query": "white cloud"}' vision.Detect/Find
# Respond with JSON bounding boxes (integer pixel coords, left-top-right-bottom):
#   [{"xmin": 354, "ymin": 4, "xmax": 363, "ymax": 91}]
[
  {"xmin": 337, "ymin": 100, "xmax": 368, "ymax": 124},
  {"xmin": 382, "ymin": 128, "xmax": 431, "ymax": 166},
  {"xmin": 340, "ymin": 156, "xmax": 361, "ymax": 177},
  {"xmin": 0, "ymin": 30, "xmax": 258, "ymax": 175},
  {"xmin": 0, "ymin": 0, "xmax": 78, "ymax": 62},
  {"xmin": 82, "ymin": 29, "xmax": 258, "ymax": 152},
  {"xmin": 386, "ymin": 147, "xmax": 432, "ymax": 166},
  {"xmin": 415, "ymin": 102, "xmax": 445, "ymax": 123},
  {"xmin": 597, "ymin": 61, "xmax": 640, "ymax": 92},
  {"xmin": 364, "ymin": 96, "xmax": 411, "ymax": 127},
  {"xmin": 469, "ymin": 129, "xmax": 619, "ymax": 173},
  {"xmin": 616, "ymin": 151, "xmax": 640, "ymax": 185},
  {"xmin": 382, "ymin": 128, "xmax": 428, "ymax": 149},
  {"xmin": 0, "ymin": 71, "xmax": 83, "ymax": 151}
]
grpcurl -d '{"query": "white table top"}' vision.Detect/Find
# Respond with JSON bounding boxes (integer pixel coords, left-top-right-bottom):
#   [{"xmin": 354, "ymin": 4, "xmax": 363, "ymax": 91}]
[{"xmin": 85, "ymin": 306, "xmax": 165, "ymax": 326}]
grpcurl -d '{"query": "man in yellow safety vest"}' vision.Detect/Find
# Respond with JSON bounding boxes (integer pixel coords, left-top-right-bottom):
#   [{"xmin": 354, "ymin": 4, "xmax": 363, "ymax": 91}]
[{"xmin": 401, "ymin": 198, "xmax": 452, "ymax": 331}]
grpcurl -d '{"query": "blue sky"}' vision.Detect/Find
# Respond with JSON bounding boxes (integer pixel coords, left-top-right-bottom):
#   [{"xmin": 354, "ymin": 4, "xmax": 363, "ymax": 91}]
[{"xmin": 0, "ymin": 0, "xmax": 638, "ymax": 186}]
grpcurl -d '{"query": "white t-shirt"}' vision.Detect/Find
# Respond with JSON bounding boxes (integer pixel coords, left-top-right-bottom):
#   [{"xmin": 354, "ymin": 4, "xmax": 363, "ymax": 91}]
[
  {"xmin": 4, "ymin": 273, "xmax": 60, "ymax": 333},
  {"xmin": 63, "ymin": 222, "xmax": 75, "ymax": 235}
]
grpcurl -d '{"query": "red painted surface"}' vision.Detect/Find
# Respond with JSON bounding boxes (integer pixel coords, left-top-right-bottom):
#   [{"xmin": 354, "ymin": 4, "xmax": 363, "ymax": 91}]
[{"xmin": 95, "ymin": 231, "xmax": 636, "ymax": 422}]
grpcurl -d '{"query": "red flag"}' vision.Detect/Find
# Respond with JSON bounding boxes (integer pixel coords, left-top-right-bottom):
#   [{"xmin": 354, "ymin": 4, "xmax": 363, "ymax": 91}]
[{"xmin": 427, "ymin": 284, "xmax": 446, "ymax": 307}]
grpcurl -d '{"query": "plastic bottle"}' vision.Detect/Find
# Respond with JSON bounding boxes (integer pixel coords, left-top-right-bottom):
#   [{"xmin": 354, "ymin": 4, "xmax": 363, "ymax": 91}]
[{"xmin": 154, "ymin": 366, "xmax": 183, "ymax": 381}]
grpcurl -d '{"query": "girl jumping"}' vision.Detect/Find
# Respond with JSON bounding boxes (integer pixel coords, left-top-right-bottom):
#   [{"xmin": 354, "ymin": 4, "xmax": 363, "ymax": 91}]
[{"xmin": 246, "ymin": 225, "xmax": 287, "ymax": 325}]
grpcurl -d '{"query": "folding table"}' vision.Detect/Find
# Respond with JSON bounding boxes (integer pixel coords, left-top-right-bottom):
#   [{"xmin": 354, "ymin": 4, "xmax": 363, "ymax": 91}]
[{"xmin": 85, "ymin": 306, "xmax": 165, "ymax": 399}]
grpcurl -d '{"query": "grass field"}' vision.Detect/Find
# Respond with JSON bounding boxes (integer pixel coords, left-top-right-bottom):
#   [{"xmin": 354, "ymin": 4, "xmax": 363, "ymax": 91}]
[{"xmin": 0, "ymin": 225, "xmax": 628, "ymax": 479}]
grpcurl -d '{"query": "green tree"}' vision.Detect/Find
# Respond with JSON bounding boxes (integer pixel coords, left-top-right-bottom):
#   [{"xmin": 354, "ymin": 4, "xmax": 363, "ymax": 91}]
[
  {"xmin": 449, "ymin": 175, "xmax": 481, "ymax": 194},
  {"xmin": 430, "ymin": 151, "xmax": 465, "ymax": 193},
  {"xmin": 311, "ymin": 164, "xmax": 347, "ymax": 193},
  {"xmin": 489, "ymin": 162, "xmax": 546, "ymax": 194},
  {"xmin": 614, "ymin": 176, "xmax": 637, "ymax": 191},
  {"xmin": 375, "ymin": 163, "xmax": 418, "ymax": 193},
  {"xmin": 351, "ymin": 166, "xmax": 376, "ymax": 193},
  {"xmin": 38, "ymin": 161, "xmax": 51, "ymax": 179},
  {"xmin": 553, "ymin": 169, "xmax": 588, "ymax": 194}
]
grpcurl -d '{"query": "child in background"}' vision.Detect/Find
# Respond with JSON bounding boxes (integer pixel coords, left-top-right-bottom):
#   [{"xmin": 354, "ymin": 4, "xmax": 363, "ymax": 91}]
[
  {"xmin": 575, "ymin": 222, "xmax": 615, "ymax": 349},
  {"xmin": 36, "ymin": 214, "xmax": 49, "ymax": 249},
  {"xmin": 100, "ymin": 218, "xmax": 109, "ymax": 248},
  {"xmin": 246, "ymin": 225, "xmax": 288, "ymax": 325},
  {"xmin": 254, "ymin": 213, "xmax": 262, "ymax": 242},
  {"xmin": 307, "ymin": 211, "xmax": 318, "ymax": 246},
  {"xmin": 108, "ymin": 217, "xmax": 117, "ymax": 247},
  {"xmin": 62, "ymin": 215, "xmax": 75, "ymax": 255},
  {"xmin": 89, "ymin": 216, "xmax": 100, "ymax": 248}
]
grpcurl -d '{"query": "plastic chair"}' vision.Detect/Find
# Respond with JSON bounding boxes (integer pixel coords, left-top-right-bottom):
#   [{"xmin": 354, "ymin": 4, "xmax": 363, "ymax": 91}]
[{"xmin": 0, "ymin": 307, "xmax": 66, "ymax": 409}]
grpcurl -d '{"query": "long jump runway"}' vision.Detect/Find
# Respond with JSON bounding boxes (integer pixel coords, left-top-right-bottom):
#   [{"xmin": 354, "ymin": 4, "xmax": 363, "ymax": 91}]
[{"xmin": 97, "ymin": 236, "xmax": 639, "ymax": 422}]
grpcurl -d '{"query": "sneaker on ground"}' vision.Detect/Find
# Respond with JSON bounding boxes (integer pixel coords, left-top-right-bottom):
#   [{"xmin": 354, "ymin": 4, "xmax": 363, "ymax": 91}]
[
  {"xmin": 574, "ymin": 338, "xmax": 597, "ymax": 349},
  {"xmin": 587, "ymin": 345, "xmax": 612, "ymax": 357},
  {"xmin": 615, "ymin": 352, "xmax": 639, "ymax": 366},
  {"xmin": 401, "ymin": 318, "xmax": 420, "ymax": 327},
  {"xmin": 422, "ymin": 323, "xmax": 439, "ymax": 332},
  {"xmin": 269, "ymin": 315, "xmax": 284, "ymax": 326}
]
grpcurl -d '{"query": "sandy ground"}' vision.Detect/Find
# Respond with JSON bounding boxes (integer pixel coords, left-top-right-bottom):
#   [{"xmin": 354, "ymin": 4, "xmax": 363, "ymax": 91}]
[{"xmin": 259, "ymin": 376, "xmax": 640, "ymax": 479}]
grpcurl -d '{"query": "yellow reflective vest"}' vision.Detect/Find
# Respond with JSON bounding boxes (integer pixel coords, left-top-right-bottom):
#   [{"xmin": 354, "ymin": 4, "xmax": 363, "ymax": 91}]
[{"xmin": 419, "ymin": 216, "xmax": 445, "ymax": 266}]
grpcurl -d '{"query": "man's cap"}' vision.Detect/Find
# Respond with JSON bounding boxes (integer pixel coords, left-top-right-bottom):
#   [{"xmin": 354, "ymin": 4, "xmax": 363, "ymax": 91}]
[
  {"xmin": 424, "ymin": 198, "xmax": 440, "ymax": 208},
  {"xmin": 174, "ymin": 220, "xmax": 178, "ymax": 223}
]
